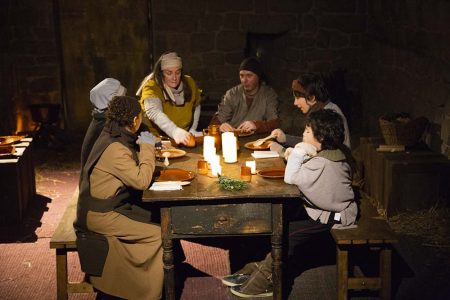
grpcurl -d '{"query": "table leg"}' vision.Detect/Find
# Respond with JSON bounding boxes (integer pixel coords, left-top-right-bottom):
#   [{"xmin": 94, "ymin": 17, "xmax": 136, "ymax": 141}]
[
  {"xmin": 380, "ymin": 247, "xmax": 392, "ymax": 300},
  {"xmin": 272, "ymin": 203, "xmax": 283, "ymax": 300},
  {"xmin": 161, "ymin": 207, "xmax": 175, "ymax": 300}
]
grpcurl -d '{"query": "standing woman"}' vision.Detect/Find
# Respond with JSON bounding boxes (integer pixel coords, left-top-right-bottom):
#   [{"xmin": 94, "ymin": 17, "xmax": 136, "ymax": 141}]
[
  {"xmin": 136, "ymin": 52, "xmax": 202, "ymax": 145},
  {"xmin": 74, "ymin": 96, "xmax": 163, "ymax": 299}
]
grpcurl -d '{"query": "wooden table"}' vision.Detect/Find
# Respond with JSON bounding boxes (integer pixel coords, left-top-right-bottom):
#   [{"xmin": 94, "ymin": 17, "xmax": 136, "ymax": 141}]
[{"xmin": 143, "ymin": 136, "xmax": 300, "ymax": 300}]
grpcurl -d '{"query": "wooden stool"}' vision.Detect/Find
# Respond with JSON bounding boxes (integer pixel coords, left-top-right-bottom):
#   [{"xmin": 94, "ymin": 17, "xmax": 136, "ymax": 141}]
[
  {"xmin": 331, "ymin": 199, "xmax": 398, "ymax": 299},
  {"xmin": 49, "ymin": 188, "xmax": 94, "ymax": 299}
]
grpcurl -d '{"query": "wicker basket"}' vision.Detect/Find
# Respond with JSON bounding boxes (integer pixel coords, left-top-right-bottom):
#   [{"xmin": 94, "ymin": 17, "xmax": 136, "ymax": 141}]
[{"xmin": 379, "ymin": 116, "xmax": 428, "ymax": 146}]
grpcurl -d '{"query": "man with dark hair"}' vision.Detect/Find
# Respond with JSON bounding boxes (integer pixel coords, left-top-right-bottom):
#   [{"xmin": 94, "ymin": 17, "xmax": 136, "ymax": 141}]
[{"xmin": 211, "ymin": 57, "xmax": 280, "ymax": 134}]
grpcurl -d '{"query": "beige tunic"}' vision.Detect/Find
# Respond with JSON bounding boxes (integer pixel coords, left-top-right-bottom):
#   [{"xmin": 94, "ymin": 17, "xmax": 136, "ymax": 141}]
[
  {"xmin": 87, "ymin": 142, "xmax": 163, "ymax": 300},
  {"xmin": 217, "ymin": 83, "xmax": 279, "ymax": 130}
]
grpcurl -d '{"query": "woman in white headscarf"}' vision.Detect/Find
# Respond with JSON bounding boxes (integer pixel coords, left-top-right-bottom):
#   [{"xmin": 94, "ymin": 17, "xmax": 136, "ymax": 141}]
[
  {"xmin": 136, "ymin": 52, "xmax": 202, "ymax": 145},
  {"xmin": 80, "ymin": 78, "xmax": 126, "ymax": 170}
]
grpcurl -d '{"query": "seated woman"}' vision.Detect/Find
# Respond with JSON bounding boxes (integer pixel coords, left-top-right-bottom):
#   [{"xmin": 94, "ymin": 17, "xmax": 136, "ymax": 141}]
[
  {"xmin": 136, "ymin": 52, "xmax": 202, "ymax": 146},
  {"xmin": 74, "ymin": 96, "xmax": 162, "ymax": 299},
  {"xmin": 80, "ymin": 77, "xmax": 126, "ymax": 170},
  {"xmin": 270, "ymin": 73, "xmax": 351, "ymax": 157}
]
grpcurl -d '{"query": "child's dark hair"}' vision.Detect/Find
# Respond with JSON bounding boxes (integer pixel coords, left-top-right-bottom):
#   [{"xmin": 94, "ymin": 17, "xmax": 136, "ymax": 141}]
[
  {"xmin": 306, "ymin": 109, "xmax": 344, "ymax": 150},
  {"xmin": 296, "ymin": 73, "xmax": 329, "ymax": 102},
  {"xmin": 106, "ymin": 96, "xmax": 141, "ymax": 127}
]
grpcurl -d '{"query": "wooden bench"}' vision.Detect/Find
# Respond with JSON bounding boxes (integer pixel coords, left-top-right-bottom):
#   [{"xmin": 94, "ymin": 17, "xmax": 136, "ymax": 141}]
[
  {"xmin": 49, "ymin": 188, "xmax": 94, "ymax": 300},
  {"xmin": 331, "ymin": 197, "xmax": 398, "ymax": 300}
]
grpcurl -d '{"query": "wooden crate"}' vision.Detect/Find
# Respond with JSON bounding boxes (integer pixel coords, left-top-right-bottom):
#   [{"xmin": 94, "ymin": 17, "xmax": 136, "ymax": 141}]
[
  {"xmin": 0, "ymin": 140, "xmax": 36, "ymax": 225},
  {"xmin": 359, "ymin": 137, "xmax": 449, "ymax": 217}
]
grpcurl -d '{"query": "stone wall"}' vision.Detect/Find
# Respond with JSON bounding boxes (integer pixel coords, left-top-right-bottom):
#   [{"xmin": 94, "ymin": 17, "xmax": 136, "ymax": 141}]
[
  {"xmin": 1, "ymin": 0, "xmax": 368, "ymax": 140},
  {"xmin": 0, "ymin": 0, "xmax": 151, "ymax": 133},
  {"xmin": 363, "ymin": 0, "xmax": 450, "ymax": 157},
  {"xmin": 1, "ymin": 0, "xmax": 449, "ymax": 157},
  {"xmin": 57, "ymin": 0, "xmax": 150, "ymax": 129},
  {"xmin": 151, "ymin": 0, "xmax": 368, "ymax": 137},
  {"xmin": 0, "ymin": 1, "xmax": 61, "ymax": 134}
]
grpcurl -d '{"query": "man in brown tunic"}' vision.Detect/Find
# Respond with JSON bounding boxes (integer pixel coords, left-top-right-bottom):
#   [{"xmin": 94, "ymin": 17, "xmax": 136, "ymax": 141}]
[{"xmin": 211, "ymin": 57, "xmax": 280, "ymax": 134}]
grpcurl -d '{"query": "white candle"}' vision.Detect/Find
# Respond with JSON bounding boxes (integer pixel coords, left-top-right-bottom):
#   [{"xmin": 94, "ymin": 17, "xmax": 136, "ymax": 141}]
[
  {"xmin": 246, "ymin": 160, "xmax": 256, "ymax": 174},
  {"xmin": 210, "ymin": 154, "xmax": 221, "ymax": 177},
  {"xmin": 203, "ymin": 136, "xmax": 216, "ymax": 163},
  {"xmin": 221, "ymin": 132, "xmax": 237, "ymax": 163}
]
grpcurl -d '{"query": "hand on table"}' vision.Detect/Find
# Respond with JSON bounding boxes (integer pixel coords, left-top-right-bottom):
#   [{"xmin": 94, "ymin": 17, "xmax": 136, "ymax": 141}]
[
  {"xmin": 173, "ymin": 128, "xmax": 191, "ymax": 145},
  {"xmin": 137, "ymin": 131, "xmax": 157, "ymax": 146},
  {"xmin": 237, "ymin": 121, "xmax": 256, "ymax": 133},
  {"xmin": 284, "ymin": 147, "xmax": 294, "ymax": 159},
  {"xmin": 294, "ymin": 142, "xmax": 317, "ymax": 157},
  {"xmin": 219, "ymin": 122, "xmax": 235, "ymax": 132},
  {"xmin": 270, "ymin": 141, "xmax": 286, "ymax": 157},
  {"xmin": 270, "ymin": 128, "xmax": 286, "ymax": 143}
]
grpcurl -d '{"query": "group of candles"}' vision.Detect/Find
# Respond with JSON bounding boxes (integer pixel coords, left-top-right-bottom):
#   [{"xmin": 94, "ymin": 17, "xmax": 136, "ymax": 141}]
[{"xmin": 201, "ymin": 132, "xmax": 256, "ymax": 180}]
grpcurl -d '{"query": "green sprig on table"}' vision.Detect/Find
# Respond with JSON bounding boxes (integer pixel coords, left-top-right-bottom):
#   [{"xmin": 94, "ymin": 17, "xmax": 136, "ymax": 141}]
[{"xmin": 218, "ymin": 176, "xmax": 248, "ymax": 191}]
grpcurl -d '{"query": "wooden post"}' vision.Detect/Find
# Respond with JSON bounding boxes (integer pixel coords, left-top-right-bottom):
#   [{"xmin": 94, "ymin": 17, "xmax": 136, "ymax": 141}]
[{"xmin": 337, "ymin": 245, "xmax": 348, "ymax": 300}]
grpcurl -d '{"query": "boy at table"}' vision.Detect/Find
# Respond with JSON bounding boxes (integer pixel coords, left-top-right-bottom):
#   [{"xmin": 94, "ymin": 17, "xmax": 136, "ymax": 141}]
[{"xmin": 223, "ymin": 109, "xmax": 358, "ymax": 298}]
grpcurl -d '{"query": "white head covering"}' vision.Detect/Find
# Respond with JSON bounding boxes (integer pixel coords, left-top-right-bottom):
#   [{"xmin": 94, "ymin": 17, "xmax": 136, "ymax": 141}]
[
  {"xmin": 135, "ymin": 53, "xmax": 183, "ymax": 96},
  {"xmin": 160, "ymin": 52, "xmax": 182, "ymax": 70},
  {"xmin": 90, "ymin": 78, "xmax": 126, "ymax": 110}
]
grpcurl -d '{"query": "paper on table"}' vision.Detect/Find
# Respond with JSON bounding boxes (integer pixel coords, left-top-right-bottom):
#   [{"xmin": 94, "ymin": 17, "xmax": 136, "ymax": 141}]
[
  {"xmin": 0, "ymin": 158, "xmax": 19, "ymax": 163},
  {"xmin": 149, "ymin": 182, "xmax": 183, "ymax": 191},
  {"xmin": 14, "ymin": 142, "xmax": 30, "ymax": 147},
  {"xmin": 15, "ymin": 147, "xmax": 25, "ymax": 156},
  {"xmin": 251, "ymin": 151, "xmax": 279, "ymax": 159}
]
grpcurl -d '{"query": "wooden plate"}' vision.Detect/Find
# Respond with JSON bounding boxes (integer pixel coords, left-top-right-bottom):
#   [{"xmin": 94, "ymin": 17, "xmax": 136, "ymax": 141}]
[
  {"xmin": 156, "ymin": 168, "xmax": 195, "ymax": 182},
  {"xmin": 258, "ymin": 168, "xmax": 285, "ymax": 179},
  {"xmin": 156, "ymin": 148, "xmax": 186, "ymax": 158},
  {"xmin": 0, "ymin": 145, "xmax": 15, "ymax": 155},
  {"xmin": 244, "ymin": 141, "xmax": 271, "ymax": 150},
  {"xmin": 235, "ymin": 130, "xmax": 255, "ymax": 137},
  {"xmin": 0, "ymin": 135, "xmax": 26, "ymax": 146}
]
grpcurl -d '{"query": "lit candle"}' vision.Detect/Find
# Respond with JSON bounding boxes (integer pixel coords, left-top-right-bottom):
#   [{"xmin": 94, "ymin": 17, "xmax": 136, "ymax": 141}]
[
  {"xmin": 210, "ymin": 154, "xmax": 221, "ymax": 177},
  {"xmin": 245, "ymin": 160, "xmax": 256, "ymax": 174},
  {"xmin": 203, "ymin": 136, "xmax": 216, "ymax": 163},
  {"xmin": 221, "ymin": 132, "xmax": 237, "ymax": 163}
]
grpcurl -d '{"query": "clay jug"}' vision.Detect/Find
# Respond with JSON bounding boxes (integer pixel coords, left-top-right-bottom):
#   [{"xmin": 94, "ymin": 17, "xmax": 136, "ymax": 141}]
[{"xmin": 203, "ymin": 125, "xmax": 221, "ymax": 151}]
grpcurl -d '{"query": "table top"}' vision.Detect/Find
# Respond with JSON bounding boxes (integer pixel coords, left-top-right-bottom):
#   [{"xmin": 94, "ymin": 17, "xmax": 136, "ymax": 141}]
[{"xmin": 143, "ymin": 134, "xmax": 300, "ymax": 203}]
